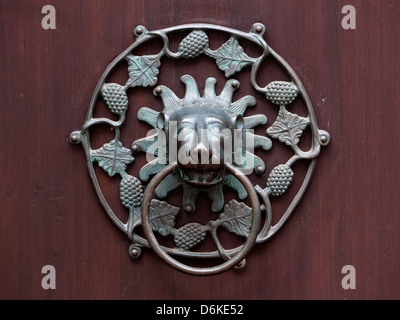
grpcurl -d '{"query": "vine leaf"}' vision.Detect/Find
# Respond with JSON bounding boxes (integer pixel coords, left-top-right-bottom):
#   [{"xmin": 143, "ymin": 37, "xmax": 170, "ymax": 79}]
[
  {"xmin": 218, "ymin": 200, "xmax": 252, "ymax": 238},
  {"xmin": 91, "ymin": 140, "xmax": 134, "ymax": 177},
  {"xmin": 126, "ymin": 54, "xmax": 161, "ymax": 88},
  {"xmin": 212, "ymin": 38, "xmax": 255, "ymax": 77},
  {"xmin": 149, "ymin": 200, "xmax": 179, "ymax": 236},
  {"xmin": 267, "ymin": 107, "xmax": 310, "ymax": 146}
]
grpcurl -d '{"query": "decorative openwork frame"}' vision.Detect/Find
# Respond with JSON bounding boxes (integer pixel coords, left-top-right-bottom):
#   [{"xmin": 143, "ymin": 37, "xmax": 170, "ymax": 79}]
[{"xmin": 69, "ymin": 23, "xmax": 330, "ymax": 276}]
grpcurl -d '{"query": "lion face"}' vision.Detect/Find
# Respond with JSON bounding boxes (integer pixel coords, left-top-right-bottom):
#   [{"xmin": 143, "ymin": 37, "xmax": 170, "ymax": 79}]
[
  {"xmin": 133, "ymin": 75, "xmax": 271, "ymax": 212},
  {"xmin": 161, "ymin": 104, "xmax": 243, "ymax": 187}
]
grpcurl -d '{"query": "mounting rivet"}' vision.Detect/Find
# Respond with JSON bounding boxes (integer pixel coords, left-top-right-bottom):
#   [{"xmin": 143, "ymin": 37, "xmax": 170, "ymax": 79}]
[
  {"xmin": 131, "ymin": 249, "xmax": 139, "ymax": 257},
  {"xmin": 231, "ymin": 81, "xmax": 239, "ymax": 89},
  {"xmin": 319, "ymin": 130, "xmax": 331, "ymax": 147},
  {"xmin": 255, "ymin": 166, "xmax": 265, "ymax": 175},
  {"xmin": 131, "ymin": 144, "xmax": 140, "ymax": 154},
  {"xmin": 155, "ymin": 87, "xmax": 163, "ymax": 95},
  {"xmin": 135, "ymin": 26, "xmax": 144, "ymax": 36},
  {"xmin": 129, "ymin": 245, "xmax": 142, "ymax": 259},
  {"xmin": 69, "ymin": 131, "xmax": 82, "ymax": 144}
]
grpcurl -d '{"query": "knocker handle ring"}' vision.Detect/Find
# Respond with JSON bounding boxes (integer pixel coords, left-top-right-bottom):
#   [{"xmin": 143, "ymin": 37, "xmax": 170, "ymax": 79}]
[{"xmin": 141, "ymin": 163, "xmax": 262, "ymax": 276}]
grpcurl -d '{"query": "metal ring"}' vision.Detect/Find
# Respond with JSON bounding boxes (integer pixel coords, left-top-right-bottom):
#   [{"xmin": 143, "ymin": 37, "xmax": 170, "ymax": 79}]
[{"xmin": 141, "ymin": 163, "xmax": 262, "ymax": 276}]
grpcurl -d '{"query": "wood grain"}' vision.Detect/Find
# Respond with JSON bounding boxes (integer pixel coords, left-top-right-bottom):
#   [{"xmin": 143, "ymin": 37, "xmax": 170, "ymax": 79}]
[{"xmin": 0, "ymin": 0, "xmax": 399, "ymax": 300}]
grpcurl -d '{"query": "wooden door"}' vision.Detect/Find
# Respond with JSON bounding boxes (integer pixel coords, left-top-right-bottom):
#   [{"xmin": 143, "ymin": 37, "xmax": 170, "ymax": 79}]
[{"xmin": 1, "ymin": 0, "xmax": 399, "ymax": 300}]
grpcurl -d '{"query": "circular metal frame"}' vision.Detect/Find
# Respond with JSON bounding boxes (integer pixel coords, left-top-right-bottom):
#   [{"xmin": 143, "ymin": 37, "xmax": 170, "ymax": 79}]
[{"xmin": 70, "ymin": 22, "xmax": 330, "ymax": 275}]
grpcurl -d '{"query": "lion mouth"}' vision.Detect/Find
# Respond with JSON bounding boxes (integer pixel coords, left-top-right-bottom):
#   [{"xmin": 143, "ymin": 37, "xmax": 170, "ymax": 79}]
[{"xmin": 178, "ymin": 167, "xmax": 226, "ymax": 186}]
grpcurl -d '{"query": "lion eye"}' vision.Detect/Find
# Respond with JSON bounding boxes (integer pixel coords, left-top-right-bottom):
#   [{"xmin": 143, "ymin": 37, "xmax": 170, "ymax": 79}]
[
  {"xmin": 176, "ymin": 123, "xmax": 194, "ymax": 138},
  {"xmin": 208, "ymin": 123, "xmax": 222, "ymax": 133}
]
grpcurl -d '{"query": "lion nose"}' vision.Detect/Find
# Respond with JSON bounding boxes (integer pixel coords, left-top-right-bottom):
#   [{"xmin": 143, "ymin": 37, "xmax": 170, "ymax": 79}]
[{"xmin": 189, "ymin": 142, "xmax": 212, "ymax": 164}]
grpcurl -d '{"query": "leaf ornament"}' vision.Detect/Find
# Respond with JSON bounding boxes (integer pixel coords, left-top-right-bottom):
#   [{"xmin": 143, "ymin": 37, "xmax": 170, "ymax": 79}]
[
  {"xmin": 218, "ymin": 200, "xmax": 253, "ymax": 238},
  {"xmin": 210, "ymin": 38, "xmax": 255, "ymax": 77},
  {"xmin": 149, "ymin": 200, "xmax": 180, "ymax": 236},
  {"xmin": 126, "ymin": 54, "xmax": 161, "ymax": 88},
  {"xmin": 91, "ymin": 140, "xmax": 135, "ymax": 177},
  {"xmin": 267, "ymin": 107, "xmax": 310, "ymax": 146}
]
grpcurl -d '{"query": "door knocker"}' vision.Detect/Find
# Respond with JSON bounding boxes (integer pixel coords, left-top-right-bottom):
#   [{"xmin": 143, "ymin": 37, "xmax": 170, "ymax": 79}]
[{"xmin": 69, "ymin": 23, "xmax": 330, "ymax": 276}]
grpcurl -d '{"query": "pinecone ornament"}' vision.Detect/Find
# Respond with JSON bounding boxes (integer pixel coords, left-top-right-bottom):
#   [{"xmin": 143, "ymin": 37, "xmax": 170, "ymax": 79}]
[
  {"xmin": 179, "ymin": 31, "xmax": 209, "ymax": 59},
  {"xmin": 267, "ymin": 164, "xmax": 294, "ymax": 197},
  {"xmin": 265, "ymin": 81, "xmax": 299, "ymax": 106},
  {"xmin": 102, "ymin": 83, "xmax": 129, "ymax": 115},
  {"xmin": 174, "ymin": 223, "xmax": 207, "ymax": 251},
  {"xmin": 120, "ymin": 175, "xmax": 144, "ymax": 209}
]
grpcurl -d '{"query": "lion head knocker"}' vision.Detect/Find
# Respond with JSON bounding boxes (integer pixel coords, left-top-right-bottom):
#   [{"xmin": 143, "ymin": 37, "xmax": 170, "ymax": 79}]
[
  {"xmin": 133, "ymin": 75, "xmax": 271, "ymax": 214},
  {"xmin": 70, "ymin": 23, "xmax": 330, "ymax": 276}
]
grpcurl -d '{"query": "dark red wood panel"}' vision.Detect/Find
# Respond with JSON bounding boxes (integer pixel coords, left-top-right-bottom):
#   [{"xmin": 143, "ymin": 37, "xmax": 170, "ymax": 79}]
[{"xmin": 0, "ymin": 0, "xmax": 399, "ymax": 300}]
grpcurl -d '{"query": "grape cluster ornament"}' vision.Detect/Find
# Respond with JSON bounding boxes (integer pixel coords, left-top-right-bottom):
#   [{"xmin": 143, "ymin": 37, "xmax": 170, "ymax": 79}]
[{"xmin": 69, "ymin": 23, "xmax": 330, "ymax": 276}]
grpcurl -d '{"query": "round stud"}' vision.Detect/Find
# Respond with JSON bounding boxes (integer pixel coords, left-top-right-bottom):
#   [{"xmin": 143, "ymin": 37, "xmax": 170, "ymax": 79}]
[
  {"xmin": 255, "ymin": 25, "xmax": 263, "ymax": 33},
  {"xmin": 129, "ymin": 245, "xmax": 142, "ymax": 259},
  {"xmin": 251, "ymin": 23, "xmax": 266, "ymax": 36},
  {"xmin": 69, "ymin": 131, "xmax": 81, "ymax": 144},
  {"xmin": 255, "ymin": 165, "xmax": 265, "ymax": 175},
  {"xmin": 231, "ymin": 81, "xmax": 239, "ymax": 89},
  {"xmin": 155, "ymin": 87, "xmax": 163, "ymax": 95},
  {"xmin": 185, "ymin": 205, "xmax": 193, "ymax": 213},
  {"xmin": 131, "ymin": 144, "xmax": 140, "ymax": 154},
  {"xmin": 134, "ymin": 25, "xmax": 146, "ymax": 37},
  {"xmin": 319, "ymin": 130, "xmax": 331, "ymax": 147}
]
